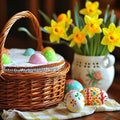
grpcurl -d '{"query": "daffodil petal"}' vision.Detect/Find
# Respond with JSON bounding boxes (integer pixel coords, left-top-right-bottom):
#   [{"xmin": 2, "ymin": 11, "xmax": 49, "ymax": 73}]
[
  {"xmin": 44, "ymin": 26, "xmax": 52, "ymax": 33},
  {"xmin": 109, "ymin": 23, "xmax": 116, "ymax": 30},
  {"xmin": 51, "ymin": 20, "xmax": 57, "ymax": 26},
  {"xmin": 86, "ymin": 1, "xmax": 92, "ymax": 8},
  {"xmin": 80, "ymin": 1, "xmax": 101, "ymax": 16},
  {"xmin": 103, "ymin": 28, "xmax": 108, "ymax": 35},
  {"xmin": 79, "ymin": 9, "xmax": 87, "ymax": 15},
  {"xmin": 82, "ymin": 38, "xmax": 87, "ymax": 44},
  {"xmin": 50, "ymin": 34, "xmax": 60, "ymax": 43},
  {"xmin": 73, "ymin": 27, "xmax": 80, "ymax": 33},
  {"xmin": 108, "ymin": 44, "xmax": 115, "ymax": 52},
  {"xmin": 101, "ymin": 36, "xmax": 108, "ymax": 45},
  {"xmin": 117, "ymin": 26, "xmax": 120, "ymax": 32},
  {"xmin": 116, "ymin": 43, "xmax": 120, "ymax": 47},
  {"xmin": 94, "ymin": 1, "xmax": 99, "ymax": 8},
  {"xmin": 84, "ymin": 15, "xmax": 91, "ymax": 24},
  {"xmin": 69, "ymin": 40, "xmax": 75, "ymax": 47},
  {"xmin": 67, "ymin": 10, "xmax": 71, "ymax": 18}
]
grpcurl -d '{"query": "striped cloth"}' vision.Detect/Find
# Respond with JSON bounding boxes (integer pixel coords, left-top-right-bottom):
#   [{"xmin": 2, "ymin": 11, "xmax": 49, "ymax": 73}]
[{"xmin": 1, "ymin": 99, "xmax": 120, "ymax": 120}]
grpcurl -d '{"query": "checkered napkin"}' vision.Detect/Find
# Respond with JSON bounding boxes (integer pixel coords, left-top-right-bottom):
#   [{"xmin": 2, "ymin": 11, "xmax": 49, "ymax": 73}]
[{"xmin": 2, "ymin": 99, "xmax": 120, "ymax": 120}]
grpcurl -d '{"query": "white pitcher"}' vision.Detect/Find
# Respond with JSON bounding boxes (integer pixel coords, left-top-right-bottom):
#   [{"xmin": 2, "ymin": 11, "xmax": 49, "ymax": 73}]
[{"xmin": 72, "ymin": 53, "xmax": 115, "ymax": 91}]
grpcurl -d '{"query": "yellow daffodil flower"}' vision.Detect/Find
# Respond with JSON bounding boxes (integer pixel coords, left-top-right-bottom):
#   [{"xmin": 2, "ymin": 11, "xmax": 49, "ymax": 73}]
[
  {"xmin": 83, "ymin": 15, "xmax": 103, "ymax": 38},
  {"xmin": 80, "ymin": 1, "xmax": 102, "ymax": 17},
  {"xmin": 101, "ymin": 23, "xmax": 120, "ymax": 52},
  {"xmin": 68, "ymin": 27, "xmax": 87, "ymax": 47},
  {"xmin": 44, "ymin": 20, "xmax": 68, "ymax": 43},
  {"xmin": 57, "ymin": 10, "xmax": 73, "ymax": 30}
]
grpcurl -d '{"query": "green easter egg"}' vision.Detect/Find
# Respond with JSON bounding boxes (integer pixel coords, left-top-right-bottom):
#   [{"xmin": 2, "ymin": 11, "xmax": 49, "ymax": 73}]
[
  {"xmin": 2, "ymin": 54, "xmax": 12, "ymax": 64},
  {"xmin": 42, "ymin": 47, "xmax": 57, "ymax": 62},
  {"xmin": 43, "ymin": 50, "xmax": 57, "ymax": 62}
]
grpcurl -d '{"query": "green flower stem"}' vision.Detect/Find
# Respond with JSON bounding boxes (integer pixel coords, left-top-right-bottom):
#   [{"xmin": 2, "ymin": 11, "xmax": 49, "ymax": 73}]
[
  {"xmin": 79, "ymin": 48, "xmax": 83, "ymax": 55},
  {"xmin": 83, "ymin": 46, "xmax": 86, "ymax": 55},
  {"xmin": 72, "ymin": 44, "xmax": 82, "ymax": 55},
  {"xmin": 97, "ymin": 40, "xmax": 101, "ymax": 55},
  {"xmin": 100, "ymin": 46, "xmax": 109, "ymax": 55},
  {"xmin": 94, "ymin": 34, "xmax": 101, "ymax": 56},
  {"xmin": 93, "ymin": 39, "xmax": 98, "ymax": 56},
  {"xmin": 90, "ymin": 38, "xmax": 94, "ymax": 56},
  {"xmin": 84, "ymin": 43, "xmax": 89, "ymax": 55}
]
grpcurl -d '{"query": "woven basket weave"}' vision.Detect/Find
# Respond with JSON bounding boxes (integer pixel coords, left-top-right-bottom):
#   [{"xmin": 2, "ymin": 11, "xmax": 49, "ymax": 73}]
[{"xmin": 0, "ymin": 11, "xmax": 70, "ymax": 111}]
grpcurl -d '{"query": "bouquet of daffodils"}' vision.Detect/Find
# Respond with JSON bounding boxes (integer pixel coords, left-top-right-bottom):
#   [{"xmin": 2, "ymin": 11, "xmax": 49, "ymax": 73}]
[{"xmin": 19, "ymin": 0, "xmax": 120, "ymax": 56}]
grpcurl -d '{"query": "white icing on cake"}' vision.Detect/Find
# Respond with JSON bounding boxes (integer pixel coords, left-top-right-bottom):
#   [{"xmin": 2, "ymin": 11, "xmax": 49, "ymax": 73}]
[{"xmin": 3, "ymin": 48, "xmax": 65, "ymax": 73}]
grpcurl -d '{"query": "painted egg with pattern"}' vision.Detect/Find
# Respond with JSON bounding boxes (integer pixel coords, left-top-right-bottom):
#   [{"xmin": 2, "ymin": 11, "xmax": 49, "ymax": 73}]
[
  {"xmin": 64, "ymin": 90, "xmax": 85, "ymax": 112},
  {"xmin": 65, "ymin": 79, "xmax": 84, "ymax": 94},
  {"xmin": 81, "ymin": 87, "xmax": 108, "ymax": 105}
]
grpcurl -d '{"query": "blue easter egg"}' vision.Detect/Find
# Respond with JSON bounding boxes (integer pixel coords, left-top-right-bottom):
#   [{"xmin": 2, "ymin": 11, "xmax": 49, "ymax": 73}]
[
  {"xmin": 65, "ymin": 79, "xmax": 84, "ymax": 94},
  {"xmin": 24, "ymin": 48, "xmax": 36, "ymax": 56}
]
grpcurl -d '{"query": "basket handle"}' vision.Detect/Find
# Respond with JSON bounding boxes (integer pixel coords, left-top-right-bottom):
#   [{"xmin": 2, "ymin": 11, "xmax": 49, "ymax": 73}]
[{"xmin": 0, "ymin": 10, "xmax": 43, "ymax": 74}]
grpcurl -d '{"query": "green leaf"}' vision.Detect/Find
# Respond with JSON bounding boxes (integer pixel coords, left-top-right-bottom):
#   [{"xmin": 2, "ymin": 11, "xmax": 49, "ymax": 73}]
[
  {"xmin": 73, "ymin": 44, "xmax": 83, "ymax": 55},
  {"xmin": 40, "ymin": 26, "xmax": 48, "ymax": 33},
  {"xmin": 109, "ymin": 10, "xmax": 116, "ymax": 23},
  {"xmin": 18, "ymin": 26, "xmax": 48, "ymax": 36},
  {"xmin": 74, "ymin": 2, "xmax": 84, "ymax": 29},
  {"xmin": 103, "ymin": 5, "xmax": 116, "ymax": 27},
  {"xmin": 53, "ymin": 13, "xmax": 57, "ymax": 20},
  {"xmin": 38, "ymin": 9, "xmax": 51, "ymax": 24},
  {"xmin": 86, "ymin": 73, "xmax": 93, "ymax": 79},
  {"xmin": 103, "ymin": 4, "xmax": 110, "ymax": 24},
  {"xmin": 18, "ymin": 27, "xmax": 37, "ymax": 40},
  {"xmin": 117, "ymin": 19, "xmax": 120, "ymax": 26}
]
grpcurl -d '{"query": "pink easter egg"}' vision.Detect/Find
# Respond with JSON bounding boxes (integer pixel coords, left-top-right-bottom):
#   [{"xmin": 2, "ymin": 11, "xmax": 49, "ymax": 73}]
[{"xmin": 29, "ymin": 53, "xmax": 48, "ymax": 64}]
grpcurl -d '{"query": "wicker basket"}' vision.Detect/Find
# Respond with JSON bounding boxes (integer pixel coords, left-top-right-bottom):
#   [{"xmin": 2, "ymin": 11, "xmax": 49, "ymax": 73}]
[{"xmin": 0, "ymin": 11, "xmax": 70, "ymax": 111}]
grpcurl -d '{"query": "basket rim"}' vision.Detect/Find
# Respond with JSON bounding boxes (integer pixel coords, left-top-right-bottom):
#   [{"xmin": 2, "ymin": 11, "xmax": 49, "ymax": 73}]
[{"xmin": 1, "ymin": 61, "xmax": 70, "ymax": 78}]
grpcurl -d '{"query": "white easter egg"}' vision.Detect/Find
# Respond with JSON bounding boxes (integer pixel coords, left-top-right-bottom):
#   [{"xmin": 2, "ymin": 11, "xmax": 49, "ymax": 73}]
[{"xmin": 64, "ymin": 90, "xmax": 85, "ymax": 112}]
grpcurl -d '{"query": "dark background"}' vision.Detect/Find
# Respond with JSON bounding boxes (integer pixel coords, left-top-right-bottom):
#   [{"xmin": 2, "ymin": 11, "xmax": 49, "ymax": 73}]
[
  {"xmin": 0, "ymin": 0, "xmax": 120, "ymax": 77},
  {"xmin": 0, "ymin": 0, "xmax": 120, "ymax": 40}
]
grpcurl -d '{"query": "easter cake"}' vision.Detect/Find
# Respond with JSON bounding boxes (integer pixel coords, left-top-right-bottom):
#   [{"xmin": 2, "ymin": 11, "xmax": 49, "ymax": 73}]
[{"xmin": 3, "ymin": 47, "xmax": 65, "ymax": 73}]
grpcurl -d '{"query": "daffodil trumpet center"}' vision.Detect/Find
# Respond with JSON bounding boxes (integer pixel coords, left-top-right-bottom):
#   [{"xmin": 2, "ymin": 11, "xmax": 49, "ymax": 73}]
[
  {"xmin": 53, "ymin": 25, "xmax": 63, "ymax": 35},
  {"xmin": 89, "ymin": 23, "xmax": 99, "ymax": 33},
  {"xmin": 108, "ymin": 32, "xmax": 119, "ymax": 44},
  {"xmin": 73, "ymin": 32, "xmax": 85, "ymax": 44}
]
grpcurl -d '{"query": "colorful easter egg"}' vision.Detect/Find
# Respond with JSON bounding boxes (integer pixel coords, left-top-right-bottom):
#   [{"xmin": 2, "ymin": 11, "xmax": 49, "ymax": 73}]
[
  {"xmin": 23, "ymin": 48, "xmax": 36, "ymax": 56},
  {"xmin": 64, "ymin": 90, "xmax": 85, "ymax": 112},
  {"xmin": 65, "ymin": 79, "xmax": 84, "ymax": 94},
  {"xmin": 29, "ymin": 53, "xmax": 48, "ymax": 64},
  {"xmin": 81, "ymin": 87, "xmax": 108, "ymax": 105},
  {"xmin": 2, "ymin": 54, "xmax": 12, "ymax": 64},
  {"xmin": 42, "ymin": 46, "xmax": 57, "ymax": 62}
]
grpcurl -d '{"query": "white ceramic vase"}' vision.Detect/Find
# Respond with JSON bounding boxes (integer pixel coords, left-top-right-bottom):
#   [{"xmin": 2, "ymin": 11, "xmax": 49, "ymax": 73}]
[{"xmin": 71, "ymin": 53, "xmax": 115, "ymax": 91}]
